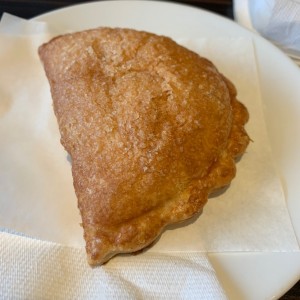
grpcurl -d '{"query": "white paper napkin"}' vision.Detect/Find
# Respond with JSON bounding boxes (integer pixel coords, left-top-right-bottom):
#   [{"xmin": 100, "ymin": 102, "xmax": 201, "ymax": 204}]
[
  {"xmin": 0, "ymin": 16, "xmax": 298, "ymax": 252},
  {"xmin": 0, "ymin": 13, "xmax": 49, "ymax": 34},
  {"xmin": 248, "ymin": 0, "xmax": 300, "ymax": 64},
  {"xmin": 0, "ymin": 232, "xmax": 226, "ymax": 300}
]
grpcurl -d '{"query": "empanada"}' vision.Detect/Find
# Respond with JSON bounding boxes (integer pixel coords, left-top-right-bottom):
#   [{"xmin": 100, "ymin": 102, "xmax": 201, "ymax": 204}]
[{"xmin": 39, "ymin": 28, "xmax": 250, "ymax": 265}]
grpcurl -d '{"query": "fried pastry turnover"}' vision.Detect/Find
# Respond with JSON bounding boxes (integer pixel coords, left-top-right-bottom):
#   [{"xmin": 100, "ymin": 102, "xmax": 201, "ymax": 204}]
[{"xmin": 39, "ymin": 28, "xmax": 250, "ymax": 265}]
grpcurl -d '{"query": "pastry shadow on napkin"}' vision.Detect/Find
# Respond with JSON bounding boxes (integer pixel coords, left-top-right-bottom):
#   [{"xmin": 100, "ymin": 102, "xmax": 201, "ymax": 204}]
[{"xmin": 160, "ymin": 185, "xmax": 230, "ymax": 247}]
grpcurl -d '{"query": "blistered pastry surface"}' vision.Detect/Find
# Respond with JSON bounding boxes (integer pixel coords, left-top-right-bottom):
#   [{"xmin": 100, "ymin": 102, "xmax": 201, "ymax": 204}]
[{"xmin": 39, "ymin": 28, "xmax": 250, "ymax": 265}]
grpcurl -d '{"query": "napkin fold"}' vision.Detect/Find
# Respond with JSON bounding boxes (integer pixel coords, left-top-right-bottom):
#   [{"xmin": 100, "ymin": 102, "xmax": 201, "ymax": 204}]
[
  {"xmin": 0, "ymin": 13, "xmax": 49, "ymax": 35},
  {"xmin": 0, "ymin": 232, "xmax": 226, "ymax": 300}
]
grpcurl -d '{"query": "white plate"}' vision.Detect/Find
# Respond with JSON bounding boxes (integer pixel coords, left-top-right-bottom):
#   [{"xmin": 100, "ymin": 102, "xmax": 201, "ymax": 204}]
[{"xmin": 34, "ymin": 1, "xmax": 300, "ymax": 299}]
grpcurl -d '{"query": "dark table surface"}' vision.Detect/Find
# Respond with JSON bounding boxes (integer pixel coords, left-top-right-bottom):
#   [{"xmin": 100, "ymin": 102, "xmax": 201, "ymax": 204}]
[{"xmin": 0, "ymin": 0, "xmax": 299, "ymax": 299}]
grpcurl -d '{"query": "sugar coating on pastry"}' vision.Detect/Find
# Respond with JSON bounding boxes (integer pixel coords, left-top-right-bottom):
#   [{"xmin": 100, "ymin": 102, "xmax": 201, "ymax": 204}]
[{"xmin": 39, "ymin": 27, "xmax": 250, "ymax": 265}]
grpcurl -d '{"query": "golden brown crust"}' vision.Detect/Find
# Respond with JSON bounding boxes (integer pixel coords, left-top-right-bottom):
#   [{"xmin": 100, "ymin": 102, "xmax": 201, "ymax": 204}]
[{"xmin": 39, "ymin": 27, "xmax": 250, "ymax": 265}]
